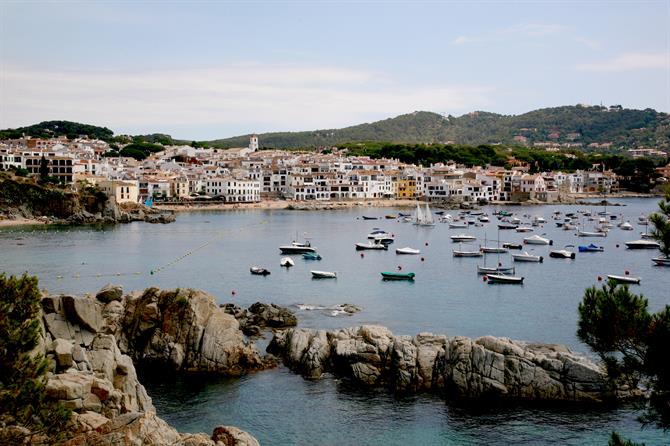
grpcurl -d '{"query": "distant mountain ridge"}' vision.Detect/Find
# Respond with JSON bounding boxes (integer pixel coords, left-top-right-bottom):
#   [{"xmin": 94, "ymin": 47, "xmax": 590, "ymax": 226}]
[
  {"xmin": 2, "ymin": 105, "xmax": 669, "ymax": 152},
  {"xmin": 207, "ymin": 106, "xmax": 670, "ymax": 151}
]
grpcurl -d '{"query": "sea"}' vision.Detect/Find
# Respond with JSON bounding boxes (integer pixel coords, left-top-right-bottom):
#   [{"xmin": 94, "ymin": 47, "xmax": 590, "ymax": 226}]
[{"xmin": 1, "ymin": 198, "xmax": 668, "ymax": 445}]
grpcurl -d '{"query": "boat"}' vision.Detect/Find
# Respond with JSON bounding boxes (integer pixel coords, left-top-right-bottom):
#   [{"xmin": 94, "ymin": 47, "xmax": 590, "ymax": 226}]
[
  {"xmin": 434, "ymin": 210, "xmax": 445, "ymax": 215},
  {"xmin": 579, "ymin": 243, "xmax": 604, "ymax": 252},
  {"xmin": 555, "ymin": 222, "xmax": 564, "ymax": 227},
  {"xmin": 523, "ymin": 234, "xmax": 552, "ymax": 245},
  {"xmin": 362, "ymin": 216, "xmax": 378, "ymax": 220},
  {"xmin": 607, "ymin": 274, "xmax": 641, "ymax": 284},
  {"xmin": 279, "ymin": 241, "xmax": 317, "ymax": 254},
  {"xmin": 396, "ymin": 247, "xmax": 420, "ymax": 255},
  {"xmin": 381, "ymin": 271, "xmax": 415, "ymax": 281},
  {"xmin": 502, "ymin": 242, "xmax": 523, "ymax": 250},
  {"xmin": 477, "ymin": 265, "xmax": 516, "ymax": 275},
  {"xmin": 311, "ymin": 270, "xmax": 337, "ymax": 278},
  {"xmin": 512, "ymin": 252, "xmax": 543, "ymax": 262},
  {"xmin": 515, "ymin": 226, "xmax": 533, "ymax": 233},
  {"xmin": 453, "ymin": 248, "xmax": 483, "ymax": 257},
  {"xmin": 481, "ymin": 246, "xmax": 508, "ymax": 254},
  {"xmin": 479, "ymin": 216, "xmax": 490, "ymax": 223},
  {"xmin": 250, "ymin": 266, "xmax": 271, "ymax": 275},
  {"xmin": 498, "ymin": 223, "xmax": 518, "ymax": 230},
  {"xmin": 652, "ymin": 257, "xmax": 670, "ymax": 266},
  {"xmin": 576, "ymin": 230, "xmax": 607, "ymax": 237},
  {"xmin": 355, "ymin": 240, "xmax": 388, "ymax": 250},
  {"xmin": 385, "ymin": 214, "xmax": 397, "ymax": 219},
  {"xmin": 485, "ymin": 273, "xmax": 524, "ymax": 284},
  {"xmin": 372, "ymin": 233, "xmax": 394, "ymax": 244},
  {"xmin": 532, "ymin": 216, "xmax": 547, "ymax": 224},
  {"xmin": 302, "ymin": 252, "xmax": 322, "ymax": 260},
  {"xmin": 398, "ymin": 212, "xmax": 411, "ymax": 217},
  {"xmin": 413, "ymin": 203, "xmax": 436, "ymax": 226},
  {"xmin": 549, "ymin": 249, "xmax": 576, "ymax": 259},
  {"xmin": 625, "ymin": 239, "xmax": 660, "ymax": 250},
  {"xmin": 451, "ymin": 234, "xmax": 476, "ymax": 242},
  {"xmin": 619, "ymin": 221, "xmax": 634, "ymax": 231},
  {"xmin": 280, "ymin": 257, "xmax": 295, "ymax": 267},
  {"xmin": 367, "ymin": 229, "xmax": 389, "ymax": 239},
  {"xmin": 449, "ymin": 221, "xmax": 468, "ymax": 229}
]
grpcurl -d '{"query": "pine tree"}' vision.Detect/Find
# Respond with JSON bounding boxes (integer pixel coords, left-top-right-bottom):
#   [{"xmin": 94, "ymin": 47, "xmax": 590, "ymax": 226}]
[{"xmin": 649, "ymin": 186, "xmax": 670, "ymax": 258}]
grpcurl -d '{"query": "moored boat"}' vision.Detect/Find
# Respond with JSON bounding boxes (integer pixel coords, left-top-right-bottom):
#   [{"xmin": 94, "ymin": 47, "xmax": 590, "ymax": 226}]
[
  {"xmin": 362, "ymin": 216, "xmax": 378, "ymax": 220},
  {"xmin": 498, "ymin": 223, "xmax": 518, "ymax": 230},
  {"xmin": 579, "ymin": 243, "xmax": 604, "ymax": 252},
  {"xmin": 355, "ymin": 240, "xmax": 388, "ymax": 250},
  {"xmin": 302, "ymin": 252, "xmax": 322, "ymax": 260},
  {"xmin": 549, "ymin": 249, "xmax": 576, "ymax": 259},
  {"xmin": 515, "ymin": 226, "xmax": 533, "ymax": 233},
  {"xmin": 512, "ymin": 252, "xmax": 543, "ymax": 262},
  {"xmin": 502, "ymin": 242, "xmax": 523, "ymax": 250},
  {"xmin": 311, "ymin": 270, "xmax": 337, "ymax": 278},
  {"xmin": 250, "ymin": 266, "xmax": 271, "ymax": 275},
  {"xmin": 576, "ymin": 230, "xmax": 607, "ymax": 237},
  {"xmin": 625, "ymin": 239, "xmax": 660, "ymax": 250},
  {"xmin": 451, "ymin": 234, "xmax": 476, "ymax": 242},
  {"xmin": 449, "ymin": 221, "xmax": 468, "ymax": 229},
  {"xmin": 485, "ymin": 273, "xmax": 524, "ymax": 284},
  {"xmin": 280, "ymin": 257, "xmax": 295, "ymax": 267},
  {"xmin": 396, "ymin": 247, "xmax": 420, "ymax": 255},
  {"xmin": 480, "ymin": 246, "xmax": 508, "ymax": 254},
  {"xmin": 453, "ymin": 249, "xmax": 483, "ymax": 257},
  {"xmin": 606, "ymin": 274, "xmax": 641, "ymax": 284},
  {"xmin": 279, "ymin": 241, "xmax": 317, "ymax": 254},
  {"xmin": 381, "ymin": 271, "xmax": 415, "ymax": 281},
  {"xmin": 523, "ymin": 234, "xmax": 552, "ymax": 245},
  {"xmin": 477, "ymin": 265, "xmax": 516, "ymax": 275},
  {"xmin": 652, "ymin": 257, "xmax": 670, "ymax": 266}
]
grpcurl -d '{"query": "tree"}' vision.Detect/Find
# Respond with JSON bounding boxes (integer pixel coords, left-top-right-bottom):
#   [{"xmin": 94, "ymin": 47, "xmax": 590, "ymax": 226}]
[
  {"xmin": 0, "ymin": 273, "xmax": 71, "ymax": 442},
  {"xmin": 649, "ymin": 186, "xmax": 670, "ymax": 258},
  {"xmin": 38, "ymin": 155, "xmax": 49, "ymax": 180},
  {"xmin": 577, "ymin": 281, "xmax": 670, "ymax": 430}
]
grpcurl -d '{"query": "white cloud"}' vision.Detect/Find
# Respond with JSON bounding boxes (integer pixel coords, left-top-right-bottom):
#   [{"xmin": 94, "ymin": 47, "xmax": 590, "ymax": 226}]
[
  {"xmin": 576, "ymin": 52, "xmax": 669, "ymax": 71},
  {"xmin": 0, "ymin": 64, "xmax": 493, "ymax": 136}
]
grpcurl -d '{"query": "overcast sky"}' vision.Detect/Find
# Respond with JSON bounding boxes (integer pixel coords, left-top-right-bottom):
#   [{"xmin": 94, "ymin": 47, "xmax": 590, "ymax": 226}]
[{"xmin": 1, "ymin": 1, "xmax": 669, "ymax": 140}]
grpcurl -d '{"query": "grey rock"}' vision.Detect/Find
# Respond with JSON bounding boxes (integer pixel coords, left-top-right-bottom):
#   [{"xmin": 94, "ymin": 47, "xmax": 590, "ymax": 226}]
[
  {"xmin": 96, "ymin": 284, "xmax": 123, "ymax": 303},
  {"xmin": 62, "ymin": 294, "xmax": 103, "ymax": 333}
]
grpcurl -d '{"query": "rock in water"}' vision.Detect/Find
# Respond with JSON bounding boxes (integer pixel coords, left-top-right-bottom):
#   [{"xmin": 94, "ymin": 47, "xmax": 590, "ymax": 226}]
[{"xmin": 269, "ymin": 325, "xmax": 617, "ymax": 403}]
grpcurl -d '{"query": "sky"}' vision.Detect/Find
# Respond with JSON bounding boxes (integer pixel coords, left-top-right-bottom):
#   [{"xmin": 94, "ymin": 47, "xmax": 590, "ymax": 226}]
[{"xmin": 1, "ymin": 0, "xmax": 669, "ymax": 140}]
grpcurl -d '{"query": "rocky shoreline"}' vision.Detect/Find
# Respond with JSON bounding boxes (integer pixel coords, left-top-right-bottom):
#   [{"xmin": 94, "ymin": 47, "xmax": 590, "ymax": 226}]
[{"xmin": 12, "ymin": 285, "xmax": 641, "ymax": 444}]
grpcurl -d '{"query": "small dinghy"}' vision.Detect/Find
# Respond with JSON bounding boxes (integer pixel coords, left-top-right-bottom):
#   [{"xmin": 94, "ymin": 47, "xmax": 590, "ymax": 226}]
[
  {"xmin": 579, "ymin": 243, "xmax": 604, "ymax": 252},
  {"xmin": 280, "ymin": 257, "xmax": 295, "ymax": 267},
  {"xmin": 451, "ymin": 234, "xmax": 476, "ymax": 242},
  {"xmin": 652, "ymin": 257, "xmax": 670, "ymax": 266},
  {"xmin": 549, "ymin": 249, "xmax": 576, "ymax": 259},
  {"xmin": 523, "ymin": 235, "xmax": 552, "ymax": 245},
  {"xmin": 477, "ymin": 265, "xmax": 516, "ymax": 275},
  {"xmin": 302, "ymin": 252, "xmax": 322, "ymax": 260},
  {"xmin": 453, "ymin": 249, "xmax": 483, "ymax": 258},
  {"xmin": 311, "ymin": 270, "xmax": 337, "ymax": 279},
  {"xmin": 607, "ymin": 274, "xmax": 641, "ymax": 284},
  {"xmin": 362, "ymin": 216, "xmax": 378, "ymax": 220},
  {"xmin": 396, "ymin": 247, "xmax": 420, "ymax": 255},
  {"xmin": 250, "ymin": 266, "xmax": 271, "ymax": 276},
  {"xmin": 502, "ymin": 242, "xmax": 523, "ymax": 250},
  {"xmin": 485, "ymin": 273, "xmax": 524, "ymax": 284},
  {"xmin": 381, "ymin": 272, "xmax": 415, "ymax": 281}
]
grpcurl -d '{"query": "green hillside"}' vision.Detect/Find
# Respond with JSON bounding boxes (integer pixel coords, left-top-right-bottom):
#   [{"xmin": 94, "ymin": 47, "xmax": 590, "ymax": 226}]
[
  {"xmin": 0, "ymin": 120, "xmax": 115, "ymax": 141},
  {"xmin": 206, "ymin": 106, "xmax": 670, "ymax": 151}
]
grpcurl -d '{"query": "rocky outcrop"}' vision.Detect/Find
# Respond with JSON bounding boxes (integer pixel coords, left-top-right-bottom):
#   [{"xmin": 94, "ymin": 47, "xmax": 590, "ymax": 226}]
[
  {"xmin": 33, "ymin": 286, "xmax": 266, "ymax": 445},
  {"xmin": 222, "ymin": 302, "xmax": 297, "ymax": 337},
  {"xmin": 268, "ymin": 325, "xmax": 618, "ymax": 403}
]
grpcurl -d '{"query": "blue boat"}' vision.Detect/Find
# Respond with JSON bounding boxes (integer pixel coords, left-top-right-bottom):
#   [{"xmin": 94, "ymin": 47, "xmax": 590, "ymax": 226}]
[
  {"xmin": 578, "ymin": 243, "xmax": 604, "ymax": 252},
  {"xmin": 302, "ymin": 252, "xmax": 322, "ymax": 260}
]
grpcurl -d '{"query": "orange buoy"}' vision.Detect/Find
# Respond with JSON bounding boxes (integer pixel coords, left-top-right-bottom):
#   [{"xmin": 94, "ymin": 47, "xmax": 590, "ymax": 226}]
[{"xmin": 483, "ymin": 276, "xmax": 488, "ymax": 282}]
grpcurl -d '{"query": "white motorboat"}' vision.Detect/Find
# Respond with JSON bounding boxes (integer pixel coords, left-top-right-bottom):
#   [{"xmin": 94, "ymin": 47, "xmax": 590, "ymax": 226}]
[
  {"xmin": 355, "ymin": 240, "xmax": 388, "ymax": 250},
  {"xmin": 280, "ymin": 257, "xmax": 295, "ymax": 267},
  {"xmin": 372, "ymin": 233, "xmax": 394, "ymax": 244},
  {"xmin": 477, "ymin": 265, "xmax": 516, "ymax": 275},
  {"xmin": 367, "ymin": 229, "xmax": 389, "ymax": 239},
  {"xmin": 396, "ymin": 247, "xmax": 421, "ymax": 255},
  {"xmin": 279, "ymin": 241, "xmax": 317, "ymax": 254},
  {"xmin": 619, "ymin": 221, "xmax": 634, "ymax": 231},
  {"xmin": 485, "ymin": 273, "xmax": 525, "ymax": 284},
  {"xmin": 516, "ymin": 226, "xmax": 533, "ymax": 233},
  {"xmin": 498, "ymin": 223, "xmax": 518, "ymax": 230},
  {"xmin": 532, "ymin": 216, "xmax": 546, "ymax": 224},
  {"xmin": 523, "ymin": 234, "xmax": 552, "ymax": 245},
  {"xmin": 625, "ymin": 239, "xmax": 660, "ymax": 250},
  {"xmin": 549, "ymin": 249, "xmax": 576, "ymax": 259},
  {"xmin": 449, "ymin": 221, "xmax": 468, "ymax": 229},
  {"xmin": 480, "ymin": 246, "xmax": 508, "ymax": 254},
  {"xmin": 607, "ymin": 274, "xmax": 641, "ymax": 284},
  {"xmin": 652, "ymin": 257, "xmax": 670, "ymax": 266},
  {"xmin": 512, "ymin": 252, "xmax": 544, "ymax": 262},
  {"xmin": 250, "ymin": 266, "xmax": 271, "ymax": 275},
  {"xmin": 311, "ymin": 270, "xmax": 337, "ymax": 279},
  {"xmin": 478, "ymin": 216, "xmax": 490, "ymax": 223},
  {"xmin": 510, "ymin": 217, "xmax": 521, "ymax": 224},
  {"xmin": 451, "ymin": 234, "xmax": 476, "ymax": 242},
  {"xmin": 576, "ymin": 230, "xmax": 607, "ymax": 237}
]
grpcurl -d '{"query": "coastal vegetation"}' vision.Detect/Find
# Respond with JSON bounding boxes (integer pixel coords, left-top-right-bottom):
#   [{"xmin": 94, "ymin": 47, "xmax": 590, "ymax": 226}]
[
  {"xmin": 649, "ymin": 186, "xmax": 670, "ymax": 257},
  {"xmin": 0, "ymin": 273, "xmax": 71, "ymax": 443},
  {"xmin": 0, "ymin": 120, "xmax": 114, "ymax": 141}
]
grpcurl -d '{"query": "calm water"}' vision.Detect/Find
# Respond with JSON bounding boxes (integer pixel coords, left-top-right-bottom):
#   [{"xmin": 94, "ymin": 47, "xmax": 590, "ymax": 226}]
[{"xmin": 2, "ymin": 198, "xmax": 668, "ymax": 444}]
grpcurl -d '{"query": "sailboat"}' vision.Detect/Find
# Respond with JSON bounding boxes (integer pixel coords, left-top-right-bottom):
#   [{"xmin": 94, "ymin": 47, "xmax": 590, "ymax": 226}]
[
  {"xmin": 477, "ymin": 230, "xmax": 515, "ymax": 274},
  {"xmin": 413, "ymin": 202, "xmax": 435, "ymax": 226}
]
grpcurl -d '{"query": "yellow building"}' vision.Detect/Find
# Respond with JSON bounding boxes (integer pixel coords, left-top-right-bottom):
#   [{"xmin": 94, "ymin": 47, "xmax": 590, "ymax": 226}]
[{"xmin": 396, "ymin": 178, "xmax": 416, "ymax": 198}]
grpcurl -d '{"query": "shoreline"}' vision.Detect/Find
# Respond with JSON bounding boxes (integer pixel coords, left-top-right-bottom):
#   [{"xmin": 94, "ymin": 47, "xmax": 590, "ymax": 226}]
[{"xmin": 0, "ymin": 217, "xmax": 48, "ymax": 227}]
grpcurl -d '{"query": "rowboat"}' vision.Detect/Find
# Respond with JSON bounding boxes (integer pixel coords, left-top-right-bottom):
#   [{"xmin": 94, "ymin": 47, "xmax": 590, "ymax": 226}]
[
  {"xmin": 579, "ymin": 243, "xmax": 604, "ymax": 252},
  {"xmin": 381, "ymin": 272, "xmax": 415, "ymax": 281},
  {"xmin": 502, "ymin": 242, "xmax": 523, "ymax": 250},
  {"xmin": 576, "ymin": 230, "xmax": 607, "ymax": 237},
  {"xmin": 311, "ymin": 270, "xmax": 337, "ymax": 279},
  {"xmin": 652, "ymin": 257, "xmax": 670, "ymax": 266},
  {"xmin": 485, "ymin": 273, "xmax": 524, "ymax": 284},
  {"xmin": 280, "ymin": 257, "xmax": 295, "ymax": 267},
  {"xmin": 512, "ymin": 252, "xmax": 543, "ymax": 262},
  {"xmin": 625, "ymin": 240, "xmax": 660, "ymax": 249},
  {"xmin": 523, "ymin": 235, "xmax": 552, "ymax": 245},
  {"xmin": 250, "ymin": 266, "xmax": 271, "ymax": 276},
  {"xmin": 453, "ymin": 249, "xmax": 483, "ymax": 257},
  {"xmin": 362, "ymin": 216, "xmax": 378, "ymax": 220},
  {"xmin": 607, "ymin": 274, "xmax": 641, "ymax": 284},
  {"xmin": 481, "ymin": 246, "xmax": 508, "ymax": 254},
  {"xmin": 396, "ymin": 247, "xmax": 421, "ymax": 255},
  {"xmin": 355, "ymin": 241, "xmax": 388, "ymax": 250},
  {"xmin": 515, "ymin": 226, "xmax": 533, "ymax": 233}
]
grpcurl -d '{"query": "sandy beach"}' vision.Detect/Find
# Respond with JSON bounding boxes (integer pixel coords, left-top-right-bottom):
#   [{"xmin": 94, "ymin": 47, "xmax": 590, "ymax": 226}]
[{"xmin": 0, "ymin": 217, "xmax": 47, "ymax": 228}]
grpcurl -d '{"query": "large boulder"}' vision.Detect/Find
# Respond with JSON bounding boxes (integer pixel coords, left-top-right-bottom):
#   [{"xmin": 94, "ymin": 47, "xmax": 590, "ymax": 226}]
[
  {"xmin": 62, "ymin": 295, "xmax": 103, "ymax": 333},
  {"xmin": 96, "ymin": 284, "xmax": 123, "ymax": 303}
]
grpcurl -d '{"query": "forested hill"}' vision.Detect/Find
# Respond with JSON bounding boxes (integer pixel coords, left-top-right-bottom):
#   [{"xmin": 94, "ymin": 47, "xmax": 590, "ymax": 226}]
[
  {"xmin": 0, "ymin": 121, "xmax": 115, "ymax": 141},
  {"xmin": 206, "ymin": 106, "xmax": 670, "ymax": 151}
]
